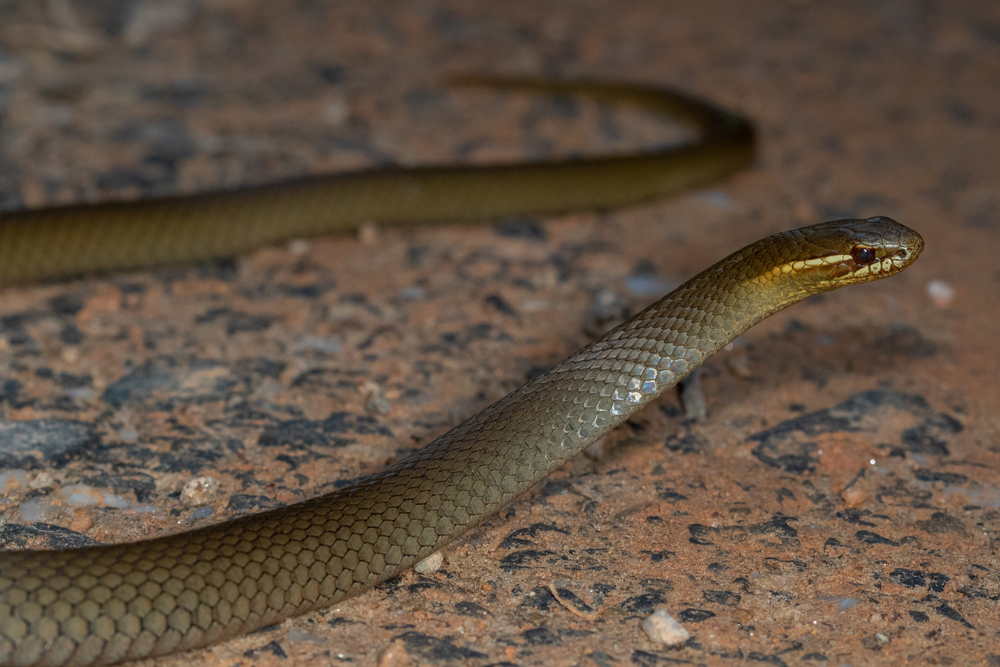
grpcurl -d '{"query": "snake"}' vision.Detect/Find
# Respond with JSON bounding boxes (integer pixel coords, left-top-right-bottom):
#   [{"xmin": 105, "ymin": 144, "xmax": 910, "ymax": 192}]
[
  {"xmin": 0, "ymin": 80, "xmax": 924, "ymax": 667},
  {"xmin": 0, "ymin": 79, "xmax": 753, "ymax": 285}
]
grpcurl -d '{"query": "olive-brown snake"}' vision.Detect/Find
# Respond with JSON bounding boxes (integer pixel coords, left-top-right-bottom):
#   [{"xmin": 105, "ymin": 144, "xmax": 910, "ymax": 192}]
[{"xmin": 0, "ymin": 81, "xmax": 923, "ymax": 666}]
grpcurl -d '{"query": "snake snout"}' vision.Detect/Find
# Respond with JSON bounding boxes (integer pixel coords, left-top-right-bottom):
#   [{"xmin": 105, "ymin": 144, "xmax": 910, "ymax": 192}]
[{"xmin": 856, "ymin": 216, "xmax": 924, "ymax": 269}]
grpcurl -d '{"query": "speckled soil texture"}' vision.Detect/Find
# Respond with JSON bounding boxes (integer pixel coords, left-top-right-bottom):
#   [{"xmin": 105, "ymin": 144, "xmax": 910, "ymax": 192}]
[{"xmin": 0, "ymin": 1, "xmax": 998, "ymax": 666}]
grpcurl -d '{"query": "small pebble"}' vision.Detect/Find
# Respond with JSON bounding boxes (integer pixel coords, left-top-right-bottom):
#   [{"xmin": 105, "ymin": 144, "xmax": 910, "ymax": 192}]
[
  {"xmin": 65, "ymin": 485, "xmax": 129, "ymax": 509},
  {"xmin": 364, "ymin": 381, "xmax": 391, "ymax": 415},
  {"xmin": 724, "ymin": 338, "xmax": 753, "ymax": 378},
  {"xmin": 399, "ymin": 286, "xmax": 426, "ymax": 300},
  {"xmin": 641, "ymin": 608, "xmax": 690, "ymax": 646},
  {"xmin": 413, "ymin": 551, "xmax": 443, "ymax": 574},
  {"xmin": 69, "ymin": 514, "xmax": 93, "ymax": 533},
  {"xmin": 295, "ymin": 336, "xmax": 342, "ymax": 354},
  {"xmin": 122, "ymin": 0, "xmax": 194, "ymax": 47},
  {"xmin": 180, "ymin": 477, "xmax": 220, "ymax": 507},
  {"xmin": 18, "ymin": 497, "xmax": 54, "ymax": 522},
  {"xmin": 287, "ymin": 238, "xmax": 311, "ymax": 255},
  {"xmin": 841, "ymin": 485, "xmax": 866, "ymax": 506},
  {"xmin": 583, "ymin": 289, "xmax": 628, "ymax": 337},
  {"xmin": 29, "ymin": 472, "xmax": 55, "ymax": 490},
  {"xmin": 324, "ymin": 97, "xmax": 349, "ymax": 124},
  {"xmin": 926, "ymin": 279, "xmax": 955, "ymax": 308},
  {"xmin": 696, "ymin": 190, "xmax": 734, "ymax": 210}
]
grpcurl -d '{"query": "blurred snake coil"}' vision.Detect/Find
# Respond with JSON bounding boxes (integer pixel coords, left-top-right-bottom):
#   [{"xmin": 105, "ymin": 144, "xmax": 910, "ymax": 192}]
[{"xmin": 0, "ymin": 80, "xmax": 923, "ymax": 666}]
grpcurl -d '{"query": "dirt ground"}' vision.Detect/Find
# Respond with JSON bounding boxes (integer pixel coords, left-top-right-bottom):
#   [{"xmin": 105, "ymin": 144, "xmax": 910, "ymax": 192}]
[{"xmin": 0, "ymin": 1, "xmax": 998, "ymax": 665}]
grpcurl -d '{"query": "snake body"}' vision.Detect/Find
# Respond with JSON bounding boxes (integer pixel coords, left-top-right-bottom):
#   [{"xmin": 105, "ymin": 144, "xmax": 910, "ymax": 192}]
[
  {"xmin": 0, "ymin": 82, "xmax": 924, "ymax": 667},
  {"xmin": 0, "ymin": 80, "xmax": 752, "ymax": 285}
]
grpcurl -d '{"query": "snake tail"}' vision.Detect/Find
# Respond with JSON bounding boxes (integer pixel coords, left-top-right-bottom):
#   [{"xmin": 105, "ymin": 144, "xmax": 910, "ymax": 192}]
[{"xmin": 0, "ymin": 80, "xmax": 752, "ymax": 285}]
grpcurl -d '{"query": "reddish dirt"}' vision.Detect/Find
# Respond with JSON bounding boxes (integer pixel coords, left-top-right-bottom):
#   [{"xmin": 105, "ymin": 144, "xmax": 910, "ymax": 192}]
[{"xmin": 0, "ymin": 2, "xmax": 998, "ymax": 665}]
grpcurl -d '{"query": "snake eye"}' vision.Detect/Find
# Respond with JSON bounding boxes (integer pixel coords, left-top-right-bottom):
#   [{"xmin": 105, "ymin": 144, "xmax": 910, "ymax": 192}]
[{"xmin": 851, "ymin": 246, "xmax": 875, "ymax": 265}]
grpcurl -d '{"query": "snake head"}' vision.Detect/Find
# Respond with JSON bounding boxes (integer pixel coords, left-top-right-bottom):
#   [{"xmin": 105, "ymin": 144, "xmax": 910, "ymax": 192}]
[{"xmin": 780, "ymin": 216, "xmax": 924, "ymax": 295}]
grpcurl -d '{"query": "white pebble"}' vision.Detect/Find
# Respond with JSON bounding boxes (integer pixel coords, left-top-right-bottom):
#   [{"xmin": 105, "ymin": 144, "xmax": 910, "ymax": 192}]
[
  {"xmin": 64, "ymin": 485, "xmax": 130, "ymax": 509},
  {"xmin": 413, "ymin": 551, "xmax": 444, "ymax": 573},
  {"xmin": 926, "ymin": 279, "xmax": 955, "ymax": 308},
  {"xmin": 641, "ymin": 608, "xmax": 690, "ymax": 646},
  {"xmin": 180, "ymin": 477, "xmax": 220, "ymax": 507},
  {"xmin": 287, "ymin": 238, "xmax": 311, "ymax": 255}
]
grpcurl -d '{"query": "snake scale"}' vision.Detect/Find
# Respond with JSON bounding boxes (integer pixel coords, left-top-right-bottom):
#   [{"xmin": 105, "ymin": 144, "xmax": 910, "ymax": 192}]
[{"xmin": 0, "ymin": 80, "xmax": 923, "ymax": 666}]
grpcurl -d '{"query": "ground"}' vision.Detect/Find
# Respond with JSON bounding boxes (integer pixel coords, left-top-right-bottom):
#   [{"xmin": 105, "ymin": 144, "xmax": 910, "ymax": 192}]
[{"xmin": 0, "ymin": 1, "xmax": 998, "ymax": 665}]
